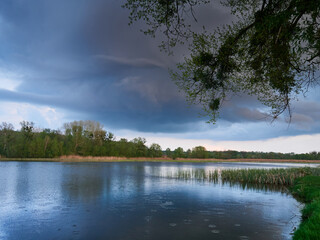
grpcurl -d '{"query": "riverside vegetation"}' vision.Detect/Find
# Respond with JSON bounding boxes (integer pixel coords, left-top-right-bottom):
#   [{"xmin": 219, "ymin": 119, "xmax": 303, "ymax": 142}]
[
  {"xmin": 1, "ymin": 120, "xmax": 320, "ymax": 160},
  {"xmin": 172, "ymin": 167, "xmax": 320, "ymax": 240}
]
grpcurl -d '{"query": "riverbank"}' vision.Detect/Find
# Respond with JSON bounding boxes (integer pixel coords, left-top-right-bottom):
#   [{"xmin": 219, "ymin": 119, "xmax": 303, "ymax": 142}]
[
  {"xmin": 213, "ymin": 168, "xmax": 320, "ymax": 240},
  {"xmin": 1, "ymin": 156, "xmax": 320, "ymax": 163},
  {"xmin": 170, "ymin": 167, "xmax": 320, "ymax": 239},
  {"xmin": 291, "ymin": 176, "xmax": 320, "ymax": 240}
]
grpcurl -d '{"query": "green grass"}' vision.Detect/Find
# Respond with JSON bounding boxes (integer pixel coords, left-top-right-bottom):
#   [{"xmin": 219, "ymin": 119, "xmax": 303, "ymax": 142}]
[{"xmin": 291, "ymin": 176, "xmax": 320, "ymax": 240}]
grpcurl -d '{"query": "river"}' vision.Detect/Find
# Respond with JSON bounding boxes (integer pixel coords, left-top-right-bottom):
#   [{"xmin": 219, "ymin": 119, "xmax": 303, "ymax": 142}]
[{"xmin": 1, "ymin": 162, "xmax": 316, "ymax": 240}]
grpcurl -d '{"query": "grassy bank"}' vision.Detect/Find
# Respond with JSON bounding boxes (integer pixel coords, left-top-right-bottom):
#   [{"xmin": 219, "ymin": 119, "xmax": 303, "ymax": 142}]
[{"xmin": 291, "ymin": 176, "xmax": 320, "ymax": 240}]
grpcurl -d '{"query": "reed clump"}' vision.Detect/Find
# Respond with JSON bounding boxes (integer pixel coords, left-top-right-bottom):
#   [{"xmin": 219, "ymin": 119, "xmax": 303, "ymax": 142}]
[
  {"xmin": 221, "ymin": 167, "xmax": 320, "ymax": 186},
  {"xmin": 170, "ymin": 169, "xmax": 219, "ymax": 182},
  {"xmin": 171, "ymin": 167, "xmax": 320, "ymax": 186}
]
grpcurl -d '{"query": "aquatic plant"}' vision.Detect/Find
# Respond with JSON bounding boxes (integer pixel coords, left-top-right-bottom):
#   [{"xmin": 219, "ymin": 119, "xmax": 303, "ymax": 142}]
[
  {"xmin": 164, "ymin": 169, "xmax": 219, "ymax": 183},
  {"xmin": 170, "ymin": 167, "xmax": 320, "ymax": 186},
  {"xmin": 220, "ymin": 168, "xmax": 319, "ymax": 186}
]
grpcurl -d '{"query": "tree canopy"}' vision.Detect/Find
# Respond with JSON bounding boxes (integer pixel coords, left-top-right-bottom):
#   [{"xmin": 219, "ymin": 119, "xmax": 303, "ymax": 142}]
[{"xmin": 123, "ymin": 0, "xmax": 320, "ymax": 122}]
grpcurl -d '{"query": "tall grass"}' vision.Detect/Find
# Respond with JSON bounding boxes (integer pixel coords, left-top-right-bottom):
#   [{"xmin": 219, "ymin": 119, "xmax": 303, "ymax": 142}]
[
  {"xmin": 220, "ymin": 167, "xmax": 320, "ymax": 186},
  {"xmin": 169, "ymin": 167, "xmax": 320, "ymax": 186},
  {"xmin": 162, "ymin": 169, "xmax": 219, "ymax": 183}
]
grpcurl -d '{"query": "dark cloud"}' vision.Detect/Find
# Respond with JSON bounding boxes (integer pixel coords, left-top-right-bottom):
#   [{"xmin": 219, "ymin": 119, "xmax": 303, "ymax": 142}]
[
  {"xmin": 0, "ymin": 0, "xmax": 319, "ymax": 139},
  {"xmin": 94, "ymin": 55, "xmax": 166, "ymax": 68}
]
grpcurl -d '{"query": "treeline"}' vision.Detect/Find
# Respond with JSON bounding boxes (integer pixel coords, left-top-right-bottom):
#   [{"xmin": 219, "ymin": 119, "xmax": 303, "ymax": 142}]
[
  {"xmin": 166, "ymin": 147, "xmax": 320, "ymax": 160},
  {"xmin": 0, "ymin": 121, "xmax": 319, "ymax": 160},
  {"xmin": 0, "ymin": 121, "xmax": 162, "ymax": 158}
]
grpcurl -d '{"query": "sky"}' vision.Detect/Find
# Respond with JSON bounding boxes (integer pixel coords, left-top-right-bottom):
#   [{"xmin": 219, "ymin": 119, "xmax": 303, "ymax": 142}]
[{"xmin": 0, "ymin": 0, "xmax": 319, "ymax": 153}]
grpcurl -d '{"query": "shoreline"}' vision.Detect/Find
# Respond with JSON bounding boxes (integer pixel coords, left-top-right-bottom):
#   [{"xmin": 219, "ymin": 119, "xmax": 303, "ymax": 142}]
[{"xmin": 1, "ymin": 156, "xmax": 320, "ymax": 163}]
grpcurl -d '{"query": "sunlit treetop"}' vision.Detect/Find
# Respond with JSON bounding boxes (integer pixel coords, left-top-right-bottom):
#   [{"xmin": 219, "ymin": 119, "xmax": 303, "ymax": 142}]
[{"xmin": 123, "ymin": 0, "xmax": 320, "ymax": 122}]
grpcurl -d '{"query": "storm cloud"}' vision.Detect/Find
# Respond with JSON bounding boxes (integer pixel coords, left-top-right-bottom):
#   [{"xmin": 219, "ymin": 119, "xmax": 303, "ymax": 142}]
[{"xmin": 0, "ymin": 0, "xmax": 319, "ymax": 143}]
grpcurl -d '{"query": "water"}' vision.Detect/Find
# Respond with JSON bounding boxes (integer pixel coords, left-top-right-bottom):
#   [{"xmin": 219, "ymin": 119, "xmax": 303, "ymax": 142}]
[{"xmin": 0, "ymin": 162, "xmax": 312, "ymax": 240}]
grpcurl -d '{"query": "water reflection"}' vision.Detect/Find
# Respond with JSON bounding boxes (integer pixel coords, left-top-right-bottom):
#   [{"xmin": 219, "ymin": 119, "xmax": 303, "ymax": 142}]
[{"xmin": 0, "ymin": 162, "xmax": 306, "ymax": 240}]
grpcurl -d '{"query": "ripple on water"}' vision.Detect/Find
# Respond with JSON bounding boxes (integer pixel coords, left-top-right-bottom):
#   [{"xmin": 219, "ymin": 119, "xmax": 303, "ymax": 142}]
[
  {"xmin": 211, "ymin": 230, "xmax": 220, "ymax": 234},
  {"xmin": 239, "ymin": 236, "xmax": 249, "ymax": 240},
  {"xmin": 183, "ymin": 219, "xmax": 192, "ymax": 224},
  {"xmin": 169, "ymin": 223, "xmax": 177, "ymax": 227},
  {"xmin": 145, "ymin": 216, "xmax": 152, "ymax": 222},
  {"xmin": 208, "ymin": 224, "xmax": 216, "ymax": 228},
  {"xmin": 160, "ymin": 201, "xmax": 174, "ymax": 209}
]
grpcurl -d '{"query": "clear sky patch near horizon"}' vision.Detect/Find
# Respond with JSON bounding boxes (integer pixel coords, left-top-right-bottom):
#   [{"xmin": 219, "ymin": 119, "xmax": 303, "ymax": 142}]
[{"xmin": 0, "ymin": 0, "xmax": 319, "ymax": 153}]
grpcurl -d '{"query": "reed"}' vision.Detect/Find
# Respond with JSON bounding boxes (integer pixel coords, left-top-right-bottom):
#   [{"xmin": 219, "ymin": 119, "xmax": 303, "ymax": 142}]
[
  {"xmin": 169, "ymin": 167, "xmax": 320, "ymax": 186},
  {"xmin": 220, "ymin": 167, "xmax": 320, "ymax": 186},
  {"xmin": 163, "ymin": 169, "xmax": 219, "ymax": 183}
]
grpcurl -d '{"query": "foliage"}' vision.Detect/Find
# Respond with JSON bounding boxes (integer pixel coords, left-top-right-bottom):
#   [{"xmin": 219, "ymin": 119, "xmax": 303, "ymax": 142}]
[
  {"xmin": 124, "ymin": 0, "xmax": 320, "ymax": 122},
  {"xmin": 291, "ymin": 176, "xmax": 320, "ymax": 240},
  {"xmin": 191, "ymin": 146, "xmax": 209, "ymax": 158},
  {"xmin": 123, "ymin": 0, "xmax": 210, "ymax": 51},
  {"xmin": 173, "ymin": 147, "xmax": 185, "ymax": 159},
  {"xmin": 165, "ymin": 147, "xmax": 172, "ymax": 157},
  {"xmin": 149, "ymin": 143, "xmax": 163, "ymax": 157}
]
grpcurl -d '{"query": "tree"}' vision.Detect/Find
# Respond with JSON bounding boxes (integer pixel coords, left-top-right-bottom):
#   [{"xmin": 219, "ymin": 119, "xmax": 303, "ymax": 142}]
[
  {"xmin": 20, "ymin": 121, "xmax": 34, "ymax": 140},
  {"xmin": 0, "ymin": 122, "xmax": 14, "ymax": 157},
  {"xmin": 124, "ymin": 0, "xmax": 320, "ymax": 122},
  {"xmin": 173, "ymin": 147, "xmax": 185, "ymax": 159},
  {"xmin": 191, "ymin": 146, "xmax": 208, "ymax": 158},
  {"xmin": 20, "ymin": 121, "xmax": 35, "ymax": 157},
  {"xmin": 131, "ymin": 137, "xmax": 148, "ymax": 156},
  {"xmin": 64, "ymin": 121, "xmax": 85, "ymax": 154},
  {"xmin": 149, "ymin": 143, "xmax": 163, "ymax": 157},
  {"xmin": 186, "ymin": 149, "xmax": 192, "ymax": 158},
  {"xmin": 165, "ymin": 147, "xmax": 172, "ymax": 158}
]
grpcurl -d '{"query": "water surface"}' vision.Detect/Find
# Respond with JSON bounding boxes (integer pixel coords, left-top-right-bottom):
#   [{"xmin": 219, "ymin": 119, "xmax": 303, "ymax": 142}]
[{"xmin": 0, "ymin": 162, "xmax": 308, "ymax": 240}]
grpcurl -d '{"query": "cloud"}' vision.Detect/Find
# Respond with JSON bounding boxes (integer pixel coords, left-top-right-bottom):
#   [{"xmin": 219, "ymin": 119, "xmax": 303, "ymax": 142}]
[
  {"xmin": 0, "ymin": 102, "xmax": 68, "ymax": 130},
  {"xmin": 0, "ymin": 78, "xmax": 21, "ymax": 91},
  {"xmin": 94, "ymin": 55, "xmax": 166, "ymax": 68},
  {"xmin": 290, "ymin": 113, "xmax": 314, "ymax": 130},
  {"xmin": 116, "ymin": 75, "xmax": 183, "ymax": 105},
  {"xmin": 0, "ymin": 0, "xmax": 319, "ymax": 145}
]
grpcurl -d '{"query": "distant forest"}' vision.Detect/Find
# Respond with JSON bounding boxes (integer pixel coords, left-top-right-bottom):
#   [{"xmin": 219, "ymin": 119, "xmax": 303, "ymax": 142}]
[{"xmin": 0, "ymin": 121, "xmax": 319, "ymax": 160}]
